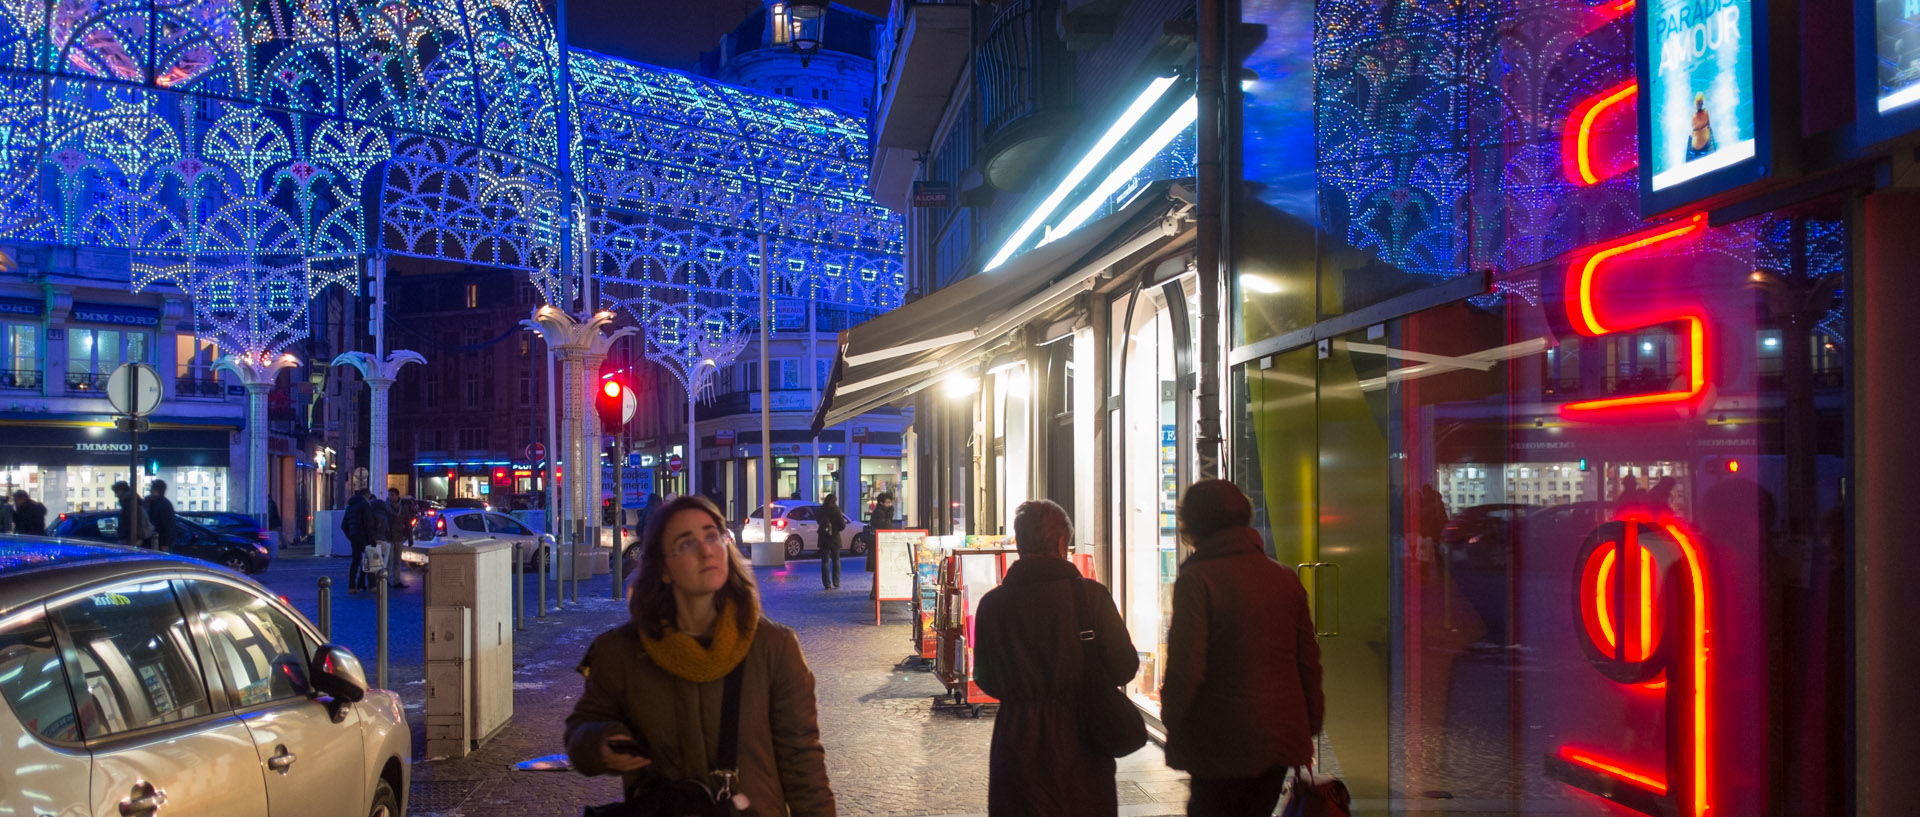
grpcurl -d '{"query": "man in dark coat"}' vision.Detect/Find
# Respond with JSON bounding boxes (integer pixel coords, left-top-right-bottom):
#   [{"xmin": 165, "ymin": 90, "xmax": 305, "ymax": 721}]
[
  {"xmin": 146, "ymin": 479, "xmax": 179, "ymax": 554},
  {"xmin": 1161, "ymin": 480, "xmax": 1324, "ymax": 817},
  {"xmin": 973, "ymin": 500, "xmax": 1138, "ymax": 817},
  {"xmin": 113, "ymin": 481, "xmax": 153, "ymax": 549},
  {"xmin": 11, "ymin": 490, "xmax": 46, "ymax": 536},
  {"xmin": 344, "ymin": 491, "xmax": 375, "ymax": 592},
  {"xmin": 816, "ymin": 493, "xmax": 846, "ymax": 589}
]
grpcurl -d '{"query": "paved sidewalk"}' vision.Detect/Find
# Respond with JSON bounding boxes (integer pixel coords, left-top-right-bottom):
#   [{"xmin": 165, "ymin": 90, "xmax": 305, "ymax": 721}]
[{"xmin": 397, "ymin": 561, "xmax": 1191, "ymax": 817}]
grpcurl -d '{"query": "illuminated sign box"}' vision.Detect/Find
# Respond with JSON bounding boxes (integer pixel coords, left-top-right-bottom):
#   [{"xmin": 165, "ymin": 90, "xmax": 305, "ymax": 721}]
[
  {"xmin": 1854, "ymin": 0, "xmax": 1920, "ymax": 144},
  {"xmin": 1636, "ymin": 0, "xmax": 1790, "ymax": 216}
]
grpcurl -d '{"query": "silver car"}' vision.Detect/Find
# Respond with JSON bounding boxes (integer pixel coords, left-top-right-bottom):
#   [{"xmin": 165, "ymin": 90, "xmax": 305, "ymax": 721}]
[{"xmin": 0, "ymin": 537, "xmax": 410, "ymax": 817}]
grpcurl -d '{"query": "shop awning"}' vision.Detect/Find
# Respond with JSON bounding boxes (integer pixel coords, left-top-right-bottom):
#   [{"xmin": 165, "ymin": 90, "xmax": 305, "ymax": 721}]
[{"xmin": 812, "ymin": 183, "xmax": 1193, "ymax": 433}]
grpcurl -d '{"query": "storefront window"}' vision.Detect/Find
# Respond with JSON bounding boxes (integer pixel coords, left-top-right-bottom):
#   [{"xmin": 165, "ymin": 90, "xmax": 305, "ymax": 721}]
[
  {"xmin": 1231, "ymin": 200, "xmax": 1852, "ymax": 812},
  {"xmin": 2, "ymin": 323, "xmax": 39, "ymax": 389},
  {"xmin": 993, "ymin": 364, "xmax": 1029, "ymax": 534}
]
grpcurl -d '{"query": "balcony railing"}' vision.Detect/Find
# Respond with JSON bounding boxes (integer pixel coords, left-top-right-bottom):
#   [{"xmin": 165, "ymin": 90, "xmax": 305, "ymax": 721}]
[
  {"xmin": 0, "ymin": 368, "xmax": 41, "ymax": 390},
  {"xmin": 977, "ymin": 0, "xmax": 1074, "ymax": 163},
  {"xmin": 176, "ymin": 376, "xmax": 225, "ymax": 398},
  {"xmin": 65, "ymin": 371, "xmax": 111, "ymax": 395}
]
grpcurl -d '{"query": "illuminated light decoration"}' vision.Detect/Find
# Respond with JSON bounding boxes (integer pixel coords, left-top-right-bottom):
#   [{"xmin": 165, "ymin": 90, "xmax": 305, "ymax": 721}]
[
  {"xmin": 1561, "ymin": 214, "xmax": 1711, "ymax": 419},
  {"xmin": 984, "ymin": 76, "xmax": 1181, "ymax": 271},
  {"xmin": 1047, "ymin": 97, "xmax": 1201, "ymax": 244},
  {"xmin": 1564, "ymin": 81, "xmax": 1639, "ymax": 185},
  {"xmin": 1560, "ymin": 748, "xmax": 1669, "ymax": 794}
]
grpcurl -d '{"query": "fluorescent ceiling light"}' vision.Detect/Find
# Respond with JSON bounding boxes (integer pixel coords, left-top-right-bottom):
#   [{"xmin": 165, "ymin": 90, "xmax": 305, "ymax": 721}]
[
  {"xmin": 983, "ymin": 76, "xmax": 1180, "ymax": 271},
  {"xmin": 1046, "ymin": 97, "xmax": 1199, "ymax": 243}
]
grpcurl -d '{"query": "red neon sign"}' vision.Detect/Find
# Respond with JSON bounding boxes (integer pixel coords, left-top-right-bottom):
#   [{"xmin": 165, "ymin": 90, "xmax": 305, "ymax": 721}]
[
  {"xmin": 1556, "ymin": 513, "xmax": 1713, "ymax": 817},
  {"xmin": 1559, "ymin": 213, "xmax": 1711, "ymax": 419},
  {"xmin": 1563, "ymin": 80, "xmax": 1639, "ymax": 186}
]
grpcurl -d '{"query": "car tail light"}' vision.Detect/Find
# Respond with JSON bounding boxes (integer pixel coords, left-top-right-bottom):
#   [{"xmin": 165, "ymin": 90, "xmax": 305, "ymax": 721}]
[
  {"xmin": 435, "ymin": 517, "xmax": 447, "ymax": 534},
  {"xmin": 772, "ymin": 518, "xmax": 787, "ymax": 530}
]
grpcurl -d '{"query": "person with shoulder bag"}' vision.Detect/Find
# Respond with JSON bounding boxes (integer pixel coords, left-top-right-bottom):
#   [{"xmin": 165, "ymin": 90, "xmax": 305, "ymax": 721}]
[
  {"xmin": 973, "ymin": 500, "xmax": 1142, "ymax": 817},
  {"xmin": 565, "ymin": 495, "xmax": 836, "ymax": 817},
  {"xmin": 816, "ymin": 494, "xmax": 846, "ymax": 590},
  {"xmin": 1161, "ymin": 480, "xmax": 1327, "ymax": 817}
]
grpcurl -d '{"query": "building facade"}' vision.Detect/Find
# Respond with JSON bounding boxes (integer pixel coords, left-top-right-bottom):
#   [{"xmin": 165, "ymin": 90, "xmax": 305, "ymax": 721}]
[
  {"xmin": 699, "ymin": 1, "xmax": 884, "ymax": 122},
  {"xmin": 848, "ymin": 0, "xmax": 1909, "ymax": 811}
]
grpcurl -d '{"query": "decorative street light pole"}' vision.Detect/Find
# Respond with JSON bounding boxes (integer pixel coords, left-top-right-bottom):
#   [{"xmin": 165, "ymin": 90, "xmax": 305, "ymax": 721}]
[
  {"xmin": 332, "ymin": 256, "xmax": 424, "ymax": 499},
  {"xmin": 525, "ymin": 306, "xmax": 633, "ymax": 600},
  {"xmin": 687, "ymin": 357, "xmax": 718, "ymax": 495},
  {"xmin": 214, "ymin": 353, "xmax": 302, "ymax": 524}
]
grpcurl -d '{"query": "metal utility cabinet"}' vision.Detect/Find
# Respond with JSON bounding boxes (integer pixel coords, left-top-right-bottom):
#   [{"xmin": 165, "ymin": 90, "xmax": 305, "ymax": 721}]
[{"xmin": 424, "ymin": 538, "xmax": 515, "ymax": 753}]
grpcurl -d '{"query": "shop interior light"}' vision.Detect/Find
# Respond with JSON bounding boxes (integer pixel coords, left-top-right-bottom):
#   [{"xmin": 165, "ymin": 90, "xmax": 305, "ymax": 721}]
[
  {"xmin": 984, "ymin": 76, "xmax": 1180, "ymax": 271},
  {"xmin": 1239, "ymin": 274, "xmax": 1283, "ymax": 295},
  {"xmin": 1047, "ymin": 97, "xmax": 1200, "ymax": 242},
  {"xmin": 944, "ymin": 372, "xmax": 979, "ymax": 399}
]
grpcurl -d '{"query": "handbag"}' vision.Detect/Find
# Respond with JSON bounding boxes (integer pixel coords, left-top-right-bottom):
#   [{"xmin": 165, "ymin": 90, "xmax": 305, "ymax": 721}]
[
  {"xmin": 1073, "ymin": 578, "xmax": 1149, "ymax": 757},
  {"xmin": 1280, "ymin": 735, "xmax": 1351, "ymax": 817},
  {"xmin": 582, "ymin": 664, "xmax": 748, "ymax": 817}
]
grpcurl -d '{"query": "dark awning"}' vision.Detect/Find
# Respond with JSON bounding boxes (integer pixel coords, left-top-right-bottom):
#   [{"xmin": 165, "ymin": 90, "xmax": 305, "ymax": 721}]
[{"xmin": 812, "ymin": 182, "xmax": 1193, "ymax": 433}]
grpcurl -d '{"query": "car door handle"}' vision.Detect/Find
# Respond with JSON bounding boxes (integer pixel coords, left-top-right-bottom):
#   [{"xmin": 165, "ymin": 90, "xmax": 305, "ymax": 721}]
[
  {"xmin": 268, "ymin": 748, "xmax": 298, "ymax": 772},
  {"xmin": 118, "ymin": 782, "xmax": 168, "ymax": 816}
]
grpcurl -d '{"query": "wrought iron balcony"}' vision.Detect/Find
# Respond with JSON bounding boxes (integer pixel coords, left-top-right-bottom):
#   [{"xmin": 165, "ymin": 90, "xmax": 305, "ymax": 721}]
[
  {"xmin": 176, "ymin": 376, "xmax": 226, "ymax": 398},
  {"xmin": 65, "ymin": 371, "xmax": 111, "ymax": 395},
  {"xmin": 976, "ymin": 0, "xmax": 1076, "ymax": 191},
  {"xmin": 0, "ymin": 368, "xmax": 41, "ymax": 390}
]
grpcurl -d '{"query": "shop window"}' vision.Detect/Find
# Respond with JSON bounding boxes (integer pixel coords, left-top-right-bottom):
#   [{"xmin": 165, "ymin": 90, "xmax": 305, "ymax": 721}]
[
  {"xmin": 175, "ymin": 335, "xmax": 221, "ymax": 397},
  {"xmin": 66, "ymin": 327, "xmax": 149, "ymax": 393},
  {"xmin": 1, "ymin": 321, "xmax": 40, "ymax": 389},
  {"xmin": 185, "ymin": 581, "xmax": 313, "ymax": 708},
  {"xmin": 48, "ymin": 581, "xmax": 212, "ymax": 737}
]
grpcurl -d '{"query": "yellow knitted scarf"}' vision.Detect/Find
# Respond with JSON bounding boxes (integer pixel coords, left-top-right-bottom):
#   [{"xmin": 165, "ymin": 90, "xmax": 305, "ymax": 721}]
[{"xmin": 640, "ymin": 596, "xmax": 760, "ymax": 683}]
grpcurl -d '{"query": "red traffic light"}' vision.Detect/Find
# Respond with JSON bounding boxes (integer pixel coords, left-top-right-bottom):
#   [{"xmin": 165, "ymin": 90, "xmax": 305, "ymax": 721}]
[
  {"xmin": 597, "ymin": 377, "xmax": 635, "ymax": 428},
  {"xmin": 602, "ymin": 380, "xmax": 621, "ymax": 399}
]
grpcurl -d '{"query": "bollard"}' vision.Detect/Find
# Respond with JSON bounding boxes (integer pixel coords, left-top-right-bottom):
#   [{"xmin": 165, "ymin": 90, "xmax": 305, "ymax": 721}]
[
  {"xmin": 611, "ymin": 531, "xmax": 623, "ymax": 600},
  {"xmin": 538, "ymin": 539, "xmax": 548, "ymax": 617},
  {"xmin": 375, "ymin": 569, "xmax": 389, "ymax": 690},
  {"xmin": 569, "ymin": 520, "xmax": 580, "ymax": 605},
  {"xmin": 512, "ymin": 541, "xmax": 524, "ymax": 631},
  {"xmin": 317, "ymin": 576, "xmax": 332, "ymax": 640}
]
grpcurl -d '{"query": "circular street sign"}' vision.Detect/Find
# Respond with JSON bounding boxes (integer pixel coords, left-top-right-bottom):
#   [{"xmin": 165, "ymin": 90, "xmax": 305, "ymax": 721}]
[
  {"xmin": 106, "ymin": 363, "xmax": 163, "ymax": 417},
  {"xmin": 526, "ymin": 442, "xmax": 547, "ymax": 461},
  {"xmin": 621, "ymin": 387, "xmax": 638, "ymax": 425},
  {"xmin": 667, "ymin": 454, "xmax": 684, "ymax": 473}
]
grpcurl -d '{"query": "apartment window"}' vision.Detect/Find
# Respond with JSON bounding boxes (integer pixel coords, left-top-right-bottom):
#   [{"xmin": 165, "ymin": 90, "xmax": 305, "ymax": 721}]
[
  {"xmin": 465, "ymin": 283, "xmax": 479, "ymax": 309},
  {"xmin": 1, "ymin": 322, "xmax": 40, "ymax": 389},
  {"xmin": 175, "ymin": 335, "xmax": 220, "ymax": 396},
  {"xmin": 517, "ymin": 371, "xmax": 532, "ymax": 406},
  {"xmin": 457, "ymin": 428, "xmax": 487, "ymax": 450},
  {"xmin": 423, "ymin": 371, "xmax": 440, "ymax": 409},
  {"xmin": 464, "ymin": 370, "xmax": 480, "ymax": 408},
  {"xmin": 67, "ymin": 327, "xmax": 149, "ymax": 392}
]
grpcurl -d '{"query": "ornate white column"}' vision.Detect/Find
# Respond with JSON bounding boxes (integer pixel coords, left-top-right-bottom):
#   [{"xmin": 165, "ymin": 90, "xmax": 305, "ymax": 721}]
[
  {"xmin": 215, "ymin": 353, "xmax": 301, "ymax": 520},
  {"xmin": 331, "ymin": 351, "xmax": 426, "ymax": 496},
  {"xmin": 525, "ymin": 307, "xmax": 633, "ymax": 567}
]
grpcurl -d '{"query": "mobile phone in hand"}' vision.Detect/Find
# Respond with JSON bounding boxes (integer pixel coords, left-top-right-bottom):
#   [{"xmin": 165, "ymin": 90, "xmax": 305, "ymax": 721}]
[{"xmin": 607, "ymin": 738, "xmax": 647, "ymax": 756}]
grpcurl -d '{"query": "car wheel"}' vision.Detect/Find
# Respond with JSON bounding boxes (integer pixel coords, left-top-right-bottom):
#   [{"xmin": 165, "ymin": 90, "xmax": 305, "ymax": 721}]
[
  {"xmin": 368, "ymin": 777, "xmax": 400, "ymax": 817},
  {"xmin": 622, "ymin": 544, "xmax": 639, "ymax": 574},
  {"xmin": 849, "ymin": 533, "xmax": 871, "ymax": 557},
  {"xmin": 785, "ymin": 535, "xmax": 804, "ymax": 559},
  {"xmin": 221, "ymin": 554, "xmax": 252, "ymax": 574}
]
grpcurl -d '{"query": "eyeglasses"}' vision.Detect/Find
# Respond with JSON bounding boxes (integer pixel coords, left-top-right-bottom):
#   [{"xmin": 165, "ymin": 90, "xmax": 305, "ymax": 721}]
[{"xmin": 664, "ymin": 529, "xmax": 736, "ymax": 559}]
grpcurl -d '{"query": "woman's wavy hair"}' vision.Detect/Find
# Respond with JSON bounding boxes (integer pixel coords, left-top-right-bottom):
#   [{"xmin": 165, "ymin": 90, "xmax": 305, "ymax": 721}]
[{"xmin": 625, "ymin": 495, "xmax": 759, "ymax": 640}]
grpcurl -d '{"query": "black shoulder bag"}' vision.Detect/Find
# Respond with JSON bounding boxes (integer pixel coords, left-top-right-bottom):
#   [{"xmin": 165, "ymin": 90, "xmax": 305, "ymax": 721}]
[
  {"xmin": 583, "ymin": 663, "xmax": 748, "ymax": 817},
  {"xmin": 1074, "ymin": 578, "xmax": 1149, "ymax": 757}
]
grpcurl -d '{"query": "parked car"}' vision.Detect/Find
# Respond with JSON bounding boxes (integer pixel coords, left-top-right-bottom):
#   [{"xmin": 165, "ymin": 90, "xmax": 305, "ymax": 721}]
[
  {"xmin": 182, "ymin": 510, "xmax": 268, "ymax": 541},
  {"xmin": 740, "ymin": 501, "xmax": 870, "ymax": 560},
  {"xmin": 0, "ymin": 537, "xmax": 409, "ymax": 816},
  {"xmin": 50, "ymin": 511, "xmax": 271, "ymax": 574},
  {"xmin": 405, "ymin": 509, "xmax": 551, "ymax": 570},
  {"xmin": 443, "ymin": 497, "xmax": 489, "ymax": 511}
]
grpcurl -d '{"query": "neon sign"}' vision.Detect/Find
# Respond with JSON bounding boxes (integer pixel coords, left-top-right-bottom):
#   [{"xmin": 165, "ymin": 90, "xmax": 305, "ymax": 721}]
[{"xmin": 1559, "ymin": 213, "xmax": 1711, "ymax": 419}]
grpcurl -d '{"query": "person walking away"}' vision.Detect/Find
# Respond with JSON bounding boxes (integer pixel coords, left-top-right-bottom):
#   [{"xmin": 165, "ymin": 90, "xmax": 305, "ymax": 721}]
[
  {"xmin": 973, "ymin": 500, "xmax": 1138, "ymax": 817},
  {"xmin": 564, "ymin": 496, "xmax": 836, "ymax": 817},
  {"xmin": 0, "ymin": 489, "xmax": 13, "ymax": 534},
  {"xmin": 1160, "ymin": 480, "xmax": 1324, "ymax": 817},
  {"xmin": 344, "ymin": 490, "xmax": 376, "ymax": 593},
  {"xmin": 383, "ymin": 488, "xmax": 410, "ymax": 589},
  {"xmin": 147, "ymin": 480, "xmax": 179, "ymax": 554},
  {"xmin": 11, "ymin": 491, "xmax": 46, "ymax": 536},
  {"xmin": 1418, "ymin": 484, "xmax": 1447, "ymax": 574},
  {"xmin": 113, "ymin": 481, "xmax": 155, "ymax": 549},
  {"xmin": 816, "ymin": 494, "xmax": 846, "ymax": 589},
  {"xmin": 865, "ymin": 492, "xmax": 896, "ymax": 599}
]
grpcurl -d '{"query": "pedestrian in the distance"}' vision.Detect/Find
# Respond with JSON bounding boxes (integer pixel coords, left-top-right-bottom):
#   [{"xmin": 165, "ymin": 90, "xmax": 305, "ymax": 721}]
[
  {"xmin": 1160, "ymin": 479, "xmax": 1324, "ymax": 817},
  {"xmin": 344, "ymin": 489, "xmax": 376, "ymax": 593},
  {"xmin": 865, "ymin": 492, "xmax": 895, "ymax": 599},
  {"xmin": 0, "ymin": 488, "xmax": 13, "ymax": 534},
  {"xmin": 267, "ymin": 496, "xmax": 282, "ymax": 535},
  {"xmin": 147, "ymin": 479, "xmax": 178, "ymax": 554},
  {"xmin": 816, "ymin": 493, "xmax": 846, "ymax": 589},
  {"xmin": 384, "ymin": 487, "xmax": 410, "ymax": 589},
  {"xmin": 564, "ymin": 495, "xmax": 837, "ymax": 817},
  {"xmin": 11, "ymin": 490, "xmax": 46, "ymax": 536},
  {"xmin": 973, "ymin": 500, "xmax": 1138, "ymax": 817},
  {"xmin": 112, "ymin": 481, "xmax": 154, "ymax": 549}
]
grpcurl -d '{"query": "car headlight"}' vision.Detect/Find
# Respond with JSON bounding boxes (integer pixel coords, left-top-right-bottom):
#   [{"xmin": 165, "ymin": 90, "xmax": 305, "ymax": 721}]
[{"xmin": 254, "ymin": 544, "xmax": 269, "ymax": 554}]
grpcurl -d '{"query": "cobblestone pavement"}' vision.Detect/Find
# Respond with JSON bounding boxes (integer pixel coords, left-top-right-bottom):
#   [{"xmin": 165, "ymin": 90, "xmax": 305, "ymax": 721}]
[{"xmin": 300, "ymin": 555, "xmax": 1193, "ymax": 816}]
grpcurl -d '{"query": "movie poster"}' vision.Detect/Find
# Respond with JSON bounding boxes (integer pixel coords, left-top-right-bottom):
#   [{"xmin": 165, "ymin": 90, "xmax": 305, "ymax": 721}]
[
  {"xmin": 1878, "ymin": 0, "xmax": 1920, "ymax": 113},
  {"xmin": 1646, "ymin": 0, "xmax": 1757, "ymax": 191}
]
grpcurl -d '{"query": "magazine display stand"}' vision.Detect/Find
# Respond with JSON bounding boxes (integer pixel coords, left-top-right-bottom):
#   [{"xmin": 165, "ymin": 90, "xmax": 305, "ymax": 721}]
[{"xmin": 931, "ymin": 545, "xmax": 1019, "ymax": 718}]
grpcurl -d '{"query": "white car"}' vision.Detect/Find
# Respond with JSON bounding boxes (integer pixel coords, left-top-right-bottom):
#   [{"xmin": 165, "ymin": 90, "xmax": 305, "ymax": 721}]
[
  {"xmin": 740, "ymin": 501, "xmax": 870, "ymax": 560},
  {"xmin": 404, "ymin": 509, "xmax": 552, "ymax": 570}
]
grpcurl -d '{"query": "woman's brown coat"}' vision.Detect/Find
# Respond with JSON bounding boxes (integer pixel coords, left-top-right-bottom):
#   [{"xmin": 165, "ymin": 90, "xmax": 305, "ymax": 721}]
[
  {"xmin": 973, "ymin": 555, "xmax": 1139, "ymax": 817},
  {"xmin": 564, "ymin": 617, "xmax": 836, "ymax": 817}
]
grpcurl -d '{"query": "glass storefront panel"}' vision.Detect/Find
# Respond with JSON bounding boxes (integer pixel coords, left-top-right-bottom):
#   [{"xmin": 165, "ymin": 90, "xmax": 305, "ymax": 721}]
[{"xmin": 1231, "ymin": 199, "xmax": 1852, "ymax": 814}]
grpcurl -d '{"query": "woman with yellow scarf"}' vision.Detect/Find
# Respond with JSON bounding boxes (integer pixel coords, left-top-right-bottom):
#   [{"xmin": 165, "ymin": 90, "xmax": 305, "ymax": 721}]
[{"xmin": 566, "ymin": 496, "xmax": 836, "ymax": 816}]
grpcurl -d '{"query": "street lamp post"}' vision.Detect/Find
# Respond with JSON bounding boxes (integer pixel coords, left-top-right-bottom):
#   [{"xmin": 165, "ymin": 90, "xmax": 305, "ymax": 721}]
[{"xmin": 687, "ymin": 358, "xmax": 717, "ymax": 496}]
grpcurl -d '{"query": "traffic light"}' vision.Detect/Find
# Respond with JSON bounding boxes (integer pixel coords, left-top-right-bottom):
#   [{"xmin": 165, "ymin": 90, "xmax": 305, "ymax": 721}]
[{"xmin": 597, "ymin": 376, "xmax": 635, "ymax": 429}]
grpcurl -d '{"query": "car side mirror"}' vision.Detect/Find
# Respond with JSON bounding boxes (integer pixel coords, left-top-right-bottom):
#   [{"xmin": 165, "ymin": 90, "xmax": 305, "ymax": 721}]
[{"xmin": 309, "ymin": 644, "xmax": 368, "ymax": 719}]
